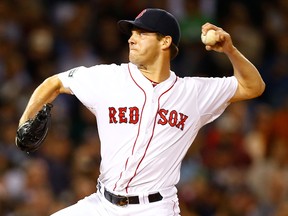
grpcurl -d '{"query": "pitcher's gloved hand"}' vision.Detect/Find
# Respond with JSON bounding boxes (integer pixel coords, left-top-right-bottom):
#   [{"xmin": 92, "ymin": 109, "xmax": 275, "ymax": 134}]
[{"xmin": 15, "ymin": 103, "xmax": 53, "ymax": 153}]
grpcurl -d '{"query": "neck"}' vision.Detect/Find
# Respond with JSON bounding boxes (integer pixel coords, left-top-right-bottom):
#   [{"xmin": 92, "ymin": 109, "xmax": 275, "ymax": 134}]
[{"xmin": 137, "ymin": 61, "xmax": 170, "ymax": 83}]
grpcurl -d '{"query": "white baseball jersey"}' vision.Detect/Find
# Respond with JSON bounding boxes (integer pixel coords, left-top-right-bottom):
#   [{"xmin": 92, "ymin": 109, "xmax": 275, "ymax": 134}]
[{"xmin": 58, "ymin": 62, "xmax": 237, "ymax": 195}]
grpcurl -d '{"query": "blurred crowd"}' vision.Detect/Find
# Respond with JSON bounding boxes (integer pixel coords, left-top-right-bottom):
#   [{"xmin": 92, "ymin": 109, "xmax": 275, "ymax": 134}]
[{"xmin": 0, "ymin": 0, "xmax": 288, "ymax": 215}]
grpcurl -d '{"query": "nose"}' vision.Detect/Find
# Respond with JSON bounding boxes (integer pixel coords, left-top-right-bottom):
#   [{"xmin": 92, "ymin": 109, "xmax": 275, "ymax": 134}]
[
  {"xmin": 128, "ymin": 35, "xmax": 134, "ymax": 45},
  {"xmin": 128, "ymin": 31, "xmax": 137, "ymax": 45}
]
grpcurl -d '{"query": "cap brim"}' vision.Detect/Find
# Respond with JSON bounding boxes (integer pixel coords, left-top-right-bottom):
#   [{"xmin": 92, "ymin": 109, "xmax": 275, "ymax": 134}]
[{"xmin": 118, "ymin": 20, "xmax": 155, "ymax": 35}]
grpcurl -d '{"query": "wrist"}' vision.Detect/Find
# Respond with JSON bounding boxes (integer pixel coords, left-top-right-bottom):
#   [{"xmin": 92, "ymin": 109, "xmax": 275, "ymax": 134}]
[
  {"xmin": 224, "ymin": 45, "xmax": 237, "ymax": 56},
  {"xmin": 19, "ymin": 114, "xmax": 31, "ymax": 126}
]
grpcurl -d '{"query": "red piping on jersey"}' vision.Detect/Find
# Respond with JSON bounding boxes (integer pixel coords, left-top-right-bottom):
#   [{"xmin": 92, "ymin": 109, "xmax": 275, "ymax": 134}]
[
  {"xmin": 113, "ymin": 64, "xmax": 147, "ymax": 191},
  {"xmin": 124, "ymin": 69, "xmax": 178, "ymax": 193}
]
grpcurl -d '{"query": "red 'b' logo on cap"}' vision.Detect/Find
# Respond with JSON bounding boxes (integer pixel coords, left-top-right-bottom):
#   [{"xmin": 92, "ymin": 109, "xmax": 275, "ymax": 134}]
[{"xmin": 136, "ymin": 9, "xmax": 146, "ymax": 19}]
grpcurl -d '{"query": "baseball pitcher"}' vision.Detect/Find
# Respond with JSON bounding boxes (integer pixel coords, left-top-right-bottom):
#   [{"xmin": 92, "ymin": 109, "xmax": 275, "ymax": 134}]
[{"xmin": 16, "ymin": 8, "xmax": 265, "ymax": 216}]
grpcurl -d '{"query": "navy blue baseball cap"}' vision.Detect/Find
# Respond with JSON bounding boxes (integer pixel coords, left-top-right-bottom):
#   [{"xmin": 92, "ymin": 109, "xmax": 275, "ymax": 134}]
[{"xmin": 118, "ymin": 8, "xmax": 181, "ymax": 59}]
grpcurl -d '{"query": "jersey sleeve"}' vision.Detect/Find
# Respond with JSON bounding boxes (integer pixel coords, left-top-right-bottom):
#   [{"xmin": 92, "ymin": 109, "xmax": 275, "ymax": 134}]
[
  {"xmin": 57, "ymin": 64, "xmax": 121, "ymax": 108},
  {"xmin": 195, "ymin": 76, "xmax": 238, "ymax": 125}
]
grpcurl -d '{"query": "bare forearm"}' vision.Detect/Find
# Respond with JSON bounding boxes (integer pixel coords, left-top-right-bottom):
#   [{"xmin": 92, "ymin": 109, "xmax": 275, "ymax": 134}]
[
  {"xmin": 19, "ymin": 75, "xmax": 67, "ymax": 125},
  {"xmin": 226, "ymin": 47, "xmax": 265, "ymax": 100}
]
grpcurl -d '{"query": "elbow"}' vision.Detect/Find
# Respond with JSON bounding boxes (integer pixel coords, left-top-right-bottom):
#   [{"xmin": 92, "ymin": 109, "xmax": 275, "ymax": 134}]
[
  {"xmin": 250, "ymin": 80, "xmax": 266, "ymax": 99},
  {"xmin": 239, "ymin": 80, "xmax": 266, "ymax": 101},
  {"xmin": 43, "ymin": 75, "xmax": 65, "ymax": 94},
  {"xmin": 260, "ymin": 80, "xmax": 266, "ymax": 95}
]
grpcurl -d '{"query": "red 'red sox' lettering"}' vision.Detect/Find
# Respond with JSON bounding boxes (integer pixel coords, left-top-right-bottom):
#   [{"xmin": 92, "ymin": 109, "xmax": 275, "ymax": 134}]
[
  {"xmin": 158, "ymin": 109, "xmax": 188, "ymax": 130},
  {"xmin": 109, "ymin": 107, "xmax": 139, "ymax": 124},
  {"xmin": 109, "ymin": 107, "xmax": 188, "ymax": 130}
]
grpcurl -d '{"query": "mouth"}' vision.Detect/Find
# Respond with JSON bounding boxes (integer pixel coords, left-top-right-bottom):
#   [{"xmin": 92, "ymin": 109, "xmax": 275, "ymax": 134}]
[{"xmin": 129, "ymin": 45, "xmax": 137, "ymax": 51}]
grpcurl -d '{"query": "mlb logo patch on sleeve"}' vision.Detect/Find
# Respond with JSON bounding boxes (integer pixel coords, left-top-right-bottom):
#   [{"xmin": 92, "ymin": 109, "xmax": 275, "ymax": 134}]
[{"xmin": 68, "ymin": 67, "xmax": 79, "ymax": 77}]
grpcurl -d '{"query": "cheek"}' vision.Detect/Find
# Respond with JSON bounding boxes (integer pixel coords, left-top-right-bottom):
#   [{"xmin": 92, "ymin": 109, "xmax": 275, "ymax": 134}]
[
  {"xmin": 147, "ymin": 47, "xmax": 161, "ymax": 60},
  {"xmin": 143, "ymin": 42, "xmax": 160, "ymax": 57}
]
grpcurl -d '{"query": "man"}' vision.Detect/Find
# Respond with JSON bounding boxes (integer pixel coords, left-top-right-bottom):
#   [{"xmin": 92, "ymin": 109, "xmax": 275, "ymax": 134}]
[{"xmin": 18, "ymin": 8, "xmax": 265, "ymax": 216}]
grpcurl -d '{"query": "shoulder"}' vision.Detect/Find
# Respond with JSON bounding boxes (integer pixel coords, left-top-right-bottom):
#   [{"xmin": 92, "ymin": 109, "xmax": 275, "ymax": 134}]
[
  {"xmin": 175, "ymin": 76, "xmax": 237, "ymax": 98},
  {"xmin": 91, "ymin": 63, "xmax": 129, "ymax": 70},
  {"xmin": 58, "ymin": 63, "xmax": 129, "ymax": 78},
  {"xmin": 178, "ymin": 76, "xmax": 237, "ymax": 86},
  {"xmin": 84, "ymin": 63, "xmax": 129, "ymax": 74}
]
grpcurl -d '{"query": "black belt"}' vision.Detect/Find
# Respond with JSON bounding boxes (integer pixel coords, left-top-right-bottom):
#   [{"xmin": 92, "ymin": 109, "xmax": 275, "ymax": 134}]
[{"xmin": 103, "ymin": 188, "xmax": 163, "ymax": 206}]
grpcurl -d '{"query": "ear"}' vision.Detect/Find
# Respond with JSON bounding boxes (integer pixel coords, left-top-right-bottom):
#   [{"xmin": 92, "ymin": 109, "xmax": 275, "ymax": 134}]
[{"xmin": 162, "ymin": 36, "xmax": 173, "ymax": 50}]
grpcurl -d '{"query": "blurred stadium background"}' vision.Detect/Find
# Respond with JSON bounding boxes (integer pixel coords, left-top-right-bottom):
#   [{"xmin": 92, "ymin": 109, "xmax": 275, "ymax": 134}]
[{"xmin": 0, "ymin": 0, "xmax": 287, "ymax": 215}]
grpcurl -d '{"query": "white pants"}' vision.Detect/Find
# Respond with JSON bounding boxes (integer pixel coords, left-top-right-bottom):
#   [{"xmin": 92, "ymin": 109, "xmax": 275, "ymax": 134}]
[{"xmin": 51, "ymin": 188, "xmax": 180, "ymax": 216}]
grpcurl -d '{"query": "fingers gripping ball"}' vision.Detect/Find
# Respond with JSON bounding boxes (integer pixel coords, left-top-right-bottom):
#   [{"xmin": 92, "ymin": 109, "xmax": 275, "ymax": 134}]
[
  {"xmin": 201, "ymin": 29, "xmax": 217, "ymax": 46},
  {"xmin": 16, "ymin": 103, "xmax": 53, "ymax": 153}
]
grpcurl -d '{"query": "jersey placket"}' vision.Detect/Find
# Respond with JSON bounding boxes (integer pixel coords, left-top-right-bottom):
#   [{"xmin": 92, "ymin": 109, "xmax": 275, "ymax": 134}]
[{"xmin": 115, "ymin": 87, "xmax": 160, "ymax": 193}]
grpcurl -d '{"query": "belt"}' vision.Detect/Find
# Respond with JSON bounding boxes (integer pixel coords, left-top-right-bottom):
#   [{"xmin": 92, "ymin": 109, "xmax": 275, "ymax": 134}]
[{"xmin": 103, "ymin": 188, "xmax": 163, "ymax": 206}]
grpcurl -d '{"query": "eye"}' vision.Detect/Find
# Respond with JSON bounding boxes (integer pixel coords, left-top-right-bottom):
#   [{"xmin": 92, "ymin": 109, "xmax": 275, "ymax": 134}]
[
  {"xmin": 136, "ymin": 29, "xmax": 153, "ymax": 36},
  {"xmin": 141, "ymin": 32, "xmax": 153, "ymax": 36},
  {"xmin": 131, "ymin": 29, "xmax": 154, "ymax": 38},
  {"xmin": 131, "ymin": 30, "xmax": 144, "ymax": 37},
  {"xmin": 138, "ymin": 30, "xmax": 147, "ymax": 36}
]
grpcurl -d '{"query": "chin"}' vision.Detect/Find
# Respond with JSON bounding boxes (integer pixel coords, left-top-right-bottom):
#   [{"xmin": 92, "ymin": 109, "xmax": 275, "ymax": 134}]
[
  {"xmin": 129, "ymin": 56, "xmax": 138, "ymax": 65},
  {"xmin": 129, "ymin": 54, "xmax": 145, "ymax": 67}
]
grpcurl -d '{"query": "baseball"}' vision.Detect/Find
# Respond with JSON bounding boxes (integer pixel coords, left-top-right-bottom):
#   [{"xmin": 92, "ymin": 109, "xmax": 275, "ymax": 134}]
[{"xmin": 201, "ymin": 29, "xmax": 217, "ymax": 46}]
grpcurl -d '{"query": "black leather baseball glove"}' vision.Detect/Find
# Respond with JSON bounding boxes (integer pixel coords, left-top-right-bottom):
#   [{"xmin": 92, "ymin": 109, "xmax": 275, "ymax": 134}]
[{"xmin": 15, "ymin": 103, "xmax": 53, "ymax": 153}]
